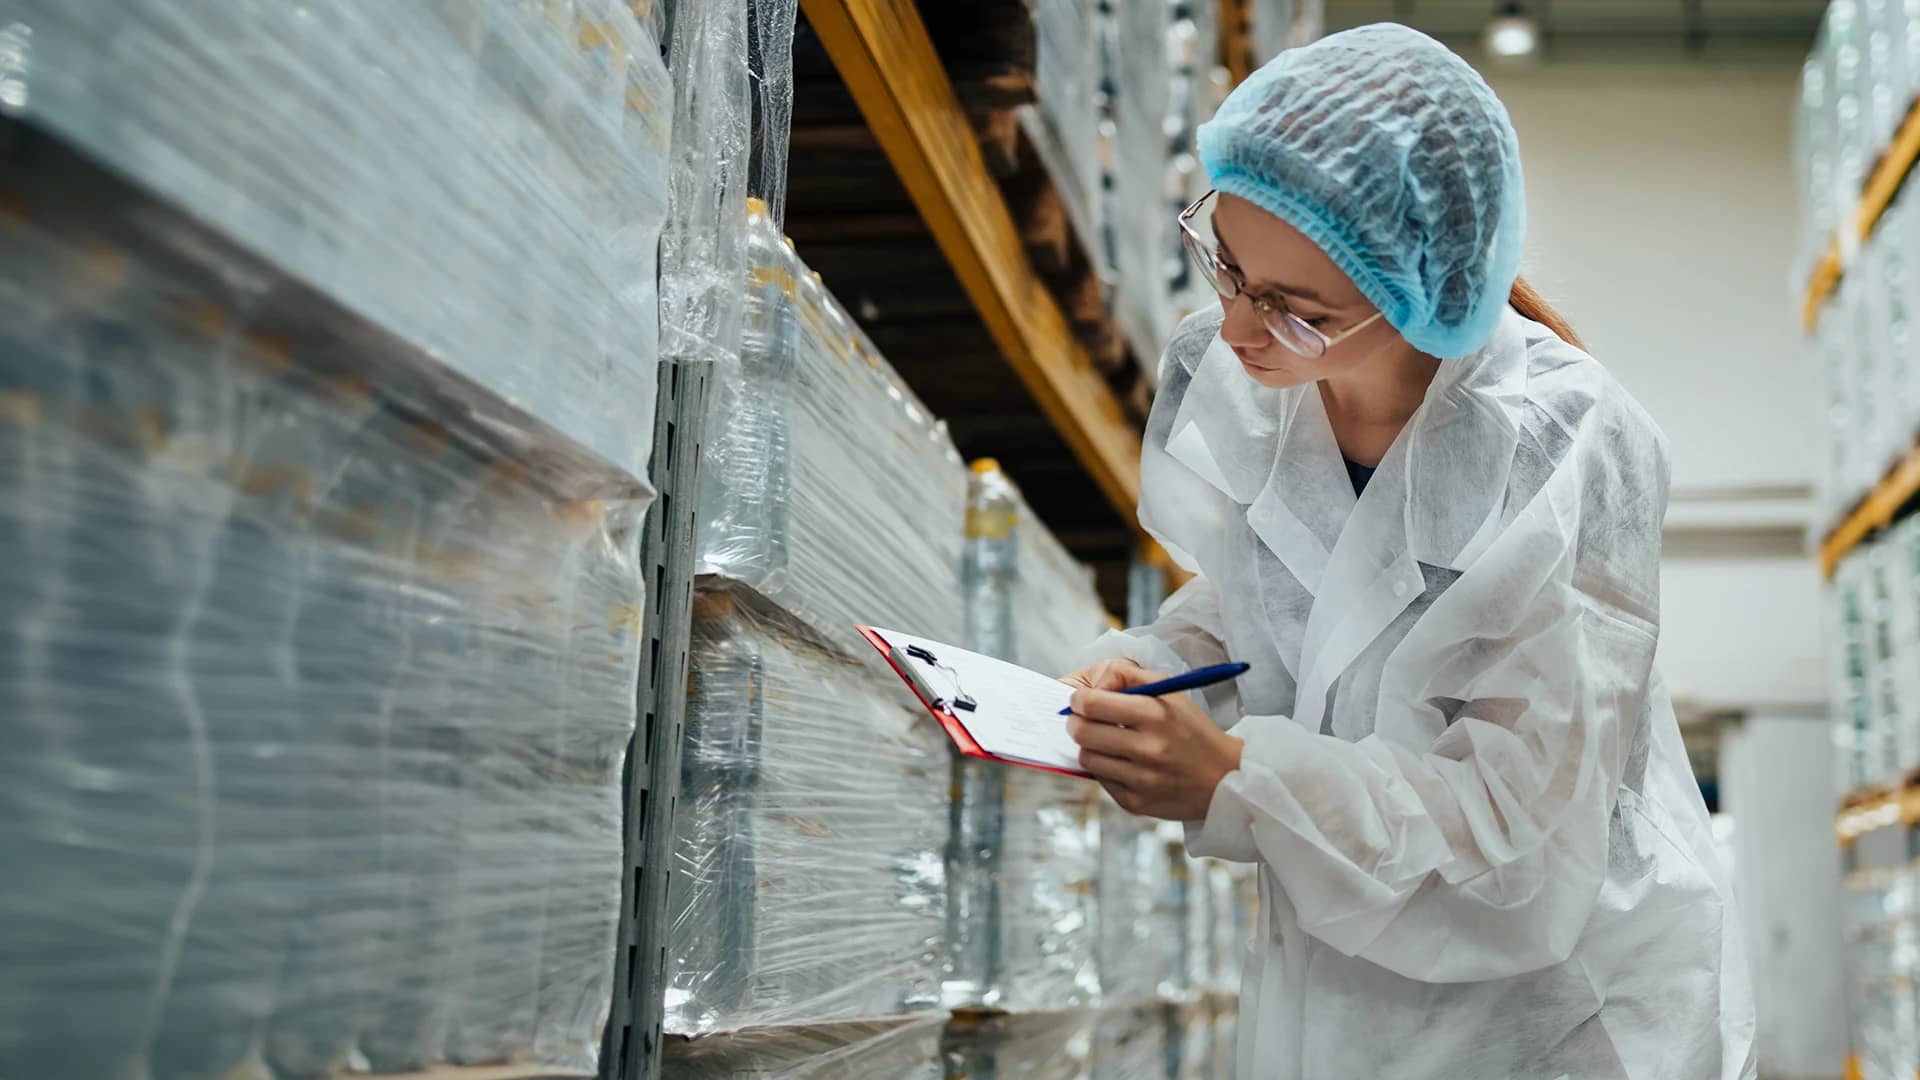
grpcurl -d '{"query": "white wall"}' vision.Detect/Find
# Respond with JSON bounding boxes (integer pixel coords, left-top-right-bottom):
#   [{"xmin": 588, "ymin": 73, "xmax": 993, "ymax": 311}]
[{"xmin": 1486, "ymin": 58, "xmax": 1815, "ymax": 496}]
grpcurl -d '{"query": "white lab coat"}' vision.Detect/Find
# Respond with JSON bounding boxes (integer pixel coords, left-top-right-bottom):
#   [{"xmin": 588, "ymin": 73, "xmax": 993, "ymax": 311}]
[{"xmin": 1089, "ymin": 308, "xmax": 1757, "ymax": 1079}]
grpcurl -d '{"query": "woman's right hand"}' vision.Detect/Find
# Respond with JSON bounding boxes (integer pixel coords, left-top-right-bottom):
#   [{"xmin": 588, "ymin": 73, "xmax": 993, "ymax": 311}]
[{"xmin": 1060, "ymin": 657, "xmax": 1150, "ymax": 693}]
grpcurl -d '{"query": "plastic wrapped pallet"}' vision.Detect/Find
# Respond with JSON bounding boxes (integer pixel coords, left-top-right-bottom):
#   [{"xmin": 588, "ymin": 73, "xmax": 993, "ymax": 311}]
[
  {"xmin": 2, "ymin": 0, "xmax": 672, "ymax": 492},
  {"xmin": 945, "ymin": 758, "xmax": 1104, "ymax": 1013},
  {"xmin": 1889, "ymin": 518, "xmax": 1920, "ymax": 772},
  {"xmin": 1104, "ymin": 0, "xmax": 1178, "ymax": 357},
  {"xmin": 662, "ymin": 1015, "xmax": 948, "ymax": 1079},
  {"xmin": 0, "ymin": 213, "xmax": 643, "ymax": 1080},
  {"xmin": 1815, "ymin": 304, "xmax": 1862, "ymax": 527},
  {"xmin": 1834, "ymin": 556, "xmax": 1880, "ymax": 790},
  {"xmin": 965, "ymin": 459, "xmax": 1112, "ymax": 679},
  {"xmin": 1835, "ymin": 549, "xmax": 1881, "ymax": 787},
  {"xmin": 1090, "ymin": 1004, "xmax": 1171, "ymax": 1080},
  {"xmin": 949, "ymin": 470, "xmax": 1106, "ymax": 1011},
  {"xmin": 696, "ymin": 201, "xmax": 969, "ymax": 651},
  {"xmin": 1030, "ymin": 0, "xmax": 1106, "ymax": 245},
  {"xmin": 1209, "ymin": 1001, "xmax": 1239, "ymax": 1080},
  {"xmin": 1096, "ymin": 805, "xmax": 1184, "ymax": 1005},
  {"xmin": 1252, "ymin": 0, "xmax": 1323, "ymax": 60},
  {"xmin": 1846, "ymin": 868, "xmax": 1920, "ymax": 1080},
  {"xmin": 1864, "ymin": 0, "xmax": 1914, "ymax": 162},
  {"xmin": 1165, "ymin": 1002, "xmax": 1214, "ymax": 1080},
  {"xmin": 1866, "ymin": 543, "xmax": 1912, "ymax": 780},
  {"xmin": 1871, "ymin": 195, "xmax": 1920, "ymax": 469},
  {"xmin": 1172, "ymin": 855, "xmax": 1215, "ymax": 1001},
  {"xmin": 1204, "ymin": 863, "xmax": 1245, "ymax": 996},
  {"xmin": 1828, "ymin": 0, "xmax": 1875, "ymax": 263},
  {"xmin": 665, "ymin": 589, "xmax": 949, "ymax": 1034},
  {"xmin": 944, "ymin": 1010, "xmax": 1100, "ymax": 1080},
  {"xmin": 1796, "ymin": 49, "xmax": 1839, "ymax": 287}
]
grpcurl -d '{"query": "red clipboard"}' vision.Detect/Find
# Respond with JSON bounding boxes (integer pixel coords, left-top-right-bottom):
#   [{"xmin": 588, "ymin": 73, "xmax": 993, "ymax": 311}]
[{"xmin": 855, "ymin": 625, "xmax": 1092, "ymax": 779}]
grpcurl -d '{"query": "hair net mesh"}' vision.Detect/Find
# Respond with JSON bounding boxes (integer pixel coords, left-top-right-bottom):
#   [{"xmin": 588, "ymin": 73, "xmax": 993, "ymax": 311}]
[{"xmin": 1197, "ymin": 24, "xmax": 1526, "ymax": 359}]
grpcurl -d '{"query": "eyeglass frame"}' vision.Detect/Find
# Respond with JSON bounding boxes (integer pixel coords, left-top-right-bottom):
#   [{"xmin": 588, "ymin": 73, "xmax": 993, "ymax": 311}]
[{"xmin": 1176, "ymin": 190, "xmax": 1386, "ymax": 358}]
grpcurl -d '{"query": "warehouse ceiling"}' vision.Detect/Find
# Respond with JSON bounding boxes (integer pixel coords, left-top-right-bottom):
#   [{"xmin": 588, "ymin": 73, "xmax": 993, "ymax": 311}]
[{"xmin": 1324, "ymin": 0, "xmax": 1823, "ymax": 49}]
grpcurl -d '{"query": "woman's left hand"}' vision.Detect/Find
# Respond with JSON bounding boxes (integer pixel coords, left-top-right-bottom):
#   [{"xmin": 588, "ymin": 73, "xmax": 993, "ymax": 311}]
[{"xmin": 1066, "ymin": 668, "xmax": 1244, "ymax": 821}]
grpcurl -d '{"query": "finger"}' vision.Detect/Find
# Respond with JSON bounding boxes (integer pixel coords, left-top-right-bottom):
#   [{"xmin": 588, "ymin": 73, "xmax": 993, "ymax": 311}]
[
  {"xmin": 1078, "ymin": 748, "xmax": 1153, "ymax": 789},
  {"xmin": 1093, "ymin": 661, "xmax": 1170, "ymax": 691},
  {"xmin": 1067, "ymin": 713, "xmax": 1148, "ymax": 758},
  {"xmin": 1073, "ymin": 659, "xmax": 1156, "ymax": 692},
  {"xmin": 1068, "ymin": 687, "xmax": 1168, "ymax": 729}
]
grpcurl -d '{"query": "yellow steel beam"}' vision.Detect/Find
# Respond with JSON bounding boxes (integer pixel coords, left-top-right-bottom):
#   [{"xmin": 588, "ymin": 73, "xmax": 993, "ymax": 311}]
[
  {"xmin": 798, "ymin": 0, "xmax": 1143, "ymax": 520},
  {"xmin": 1821, "ymin": 445, "xmax": 1920, "ymax": 578},
  {"xmin": 1802, "ymin": 103, "xmax": 1920, "ymax": 332},
  {"xmin": 1805, "ymin": 104, "xmax": 1920, "ymax": 569}
]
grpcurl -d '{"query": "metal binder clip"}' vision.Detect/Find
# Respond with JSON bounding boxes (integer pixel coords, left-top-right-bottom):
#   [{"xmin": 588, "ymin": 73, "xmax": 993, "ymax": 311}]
[{"xmin": 905, "ymin": 644, "xmax": 939, "ymax": 665}]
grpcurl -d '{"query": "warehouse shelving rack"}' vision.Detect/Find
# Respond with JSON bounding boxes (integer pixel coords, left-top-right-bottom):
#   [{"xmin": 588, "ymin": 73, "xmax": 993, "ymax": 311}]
[
  {"xmin": 790, "ymin": 0, "xmax": 1262, "ymax": 591},
  {"xmin": 1802, "ymin": 102, "xmax": 1920, "ymax": 579}
]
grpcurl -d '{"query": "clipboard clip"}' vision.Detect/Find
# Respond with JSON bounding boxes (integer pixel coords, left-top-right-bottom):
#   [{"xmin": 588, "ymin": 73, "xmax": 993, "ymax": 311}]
[{"xmin": 890, "ymin": 645, "xmax": 977, "ymax": 712}]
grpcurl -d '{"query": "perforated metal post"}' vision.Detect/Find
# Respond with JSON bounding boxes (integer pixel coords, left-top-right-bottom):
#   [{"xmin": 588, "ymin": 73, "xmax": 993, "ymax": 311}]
[{"xmin": 603, "ymin": 358, "xmax": 713, "ymax": 1080}]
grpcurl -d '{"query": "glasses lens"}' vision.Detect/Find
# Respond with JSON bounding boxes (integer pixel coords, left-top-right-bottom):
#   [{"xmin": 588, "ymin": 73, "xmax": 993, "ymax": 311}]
[
  {"xmin": 1182, "ymin": 229, "xmax": 1235, "ymax": 301},
  {"xmin": 1266, "ymin": 311, "xmax": 1328, "ymax": 358}
]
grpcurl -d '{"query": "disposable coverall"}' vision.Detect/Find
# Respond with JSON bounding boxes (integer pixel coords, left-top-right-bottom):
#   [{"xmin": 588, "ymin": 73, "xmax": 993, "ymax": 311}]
[{"xmin": 1086, "ymin": 307, "xmax": 1758, "ymax": 1079}]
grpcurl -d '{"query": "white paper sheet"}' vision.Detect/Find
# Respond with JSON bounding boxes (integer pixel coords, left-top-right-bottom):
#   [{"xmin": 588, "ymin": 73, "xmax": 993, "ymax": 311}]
[{"xmin": 867, "ymin": 627, "xmax": 1087, "ymax": 775}]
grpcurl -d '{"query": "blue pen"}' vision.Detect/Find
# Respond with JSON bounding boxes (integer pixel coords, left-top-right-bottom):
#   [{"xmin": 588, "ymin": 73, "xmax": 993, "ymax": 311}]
[{"xmin": 1059, "ymin": 661, "xmax": 1251, "ymax": 715}]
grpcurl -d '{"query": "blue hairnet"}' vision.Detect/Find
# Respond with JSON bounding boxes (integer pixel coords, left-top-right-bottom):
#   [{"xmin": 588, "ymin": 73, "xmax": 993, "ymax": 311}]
[{"xmin": 1197, "ymin": 24, "xmax": 1526, "ymax": 359}]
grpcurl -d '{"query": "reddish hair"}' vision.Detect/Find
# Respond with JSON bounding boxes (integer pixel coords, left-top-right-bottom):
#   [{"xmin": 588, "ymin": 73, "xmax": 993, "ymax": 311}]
[{"xmin": 1509, "ymin": 275, "xmax": 1584, "ymax": 351}]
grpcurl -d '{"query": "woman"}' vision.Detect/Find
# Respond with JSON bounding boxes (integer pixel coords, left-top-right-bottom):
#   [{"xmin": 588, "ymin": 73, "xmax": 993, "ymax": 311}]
[{"xmin": 1064, "ymin": 24, "xmax": 1755, "ymax": 1079}]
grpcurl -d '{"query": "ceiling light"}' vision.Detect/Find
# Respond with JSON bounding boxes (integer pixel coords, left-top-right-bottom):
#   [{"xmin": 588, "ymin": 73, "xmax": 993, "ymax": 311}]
[{"xmin": 1484, "ymin": 3, "xmax": 1541, "ymax": 62}]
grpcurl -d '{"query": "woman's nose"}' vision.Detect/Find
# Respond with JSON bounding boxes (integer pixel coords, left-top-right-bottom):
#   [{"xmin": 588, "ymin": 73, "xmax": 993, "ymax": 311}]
[{"xmin": 1219, "ymin": 295, "xmax": 1271, "ymax": 350}]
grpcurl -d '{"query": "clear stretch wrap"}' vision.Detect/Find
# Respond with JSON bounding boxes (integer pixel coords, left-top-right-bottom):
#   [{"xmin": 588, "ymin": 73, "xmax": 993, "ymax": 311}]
[
  {"xmin": 1834, "ymin": 556, "xmax": 1880, "ymax": 791},
  {"xmin": 1174, "ymin": 855, "xmax": 1216, "ymax": 1000},
  {"xmin": 1253, "ymin": 0, "xmax": 1323, "ymax": 60},
  {"xmin": 1826, "ymin": 0, "xmax": 1873, "ymax": 260},
  {"xmin": 1090, "ymin": 1004, "xmax": 1171, "ymax": 1079},
  {"xmin": 1797, "ymin": 47, "xmax": 1838, "ymax": 287},
  {"xmin": 1030, "ymin": 0, "xmax": 1107, "ymax": 246},
  {"xmin": 944, "ymin": 763, "xmax": 1105, "ymax": 1013},
  {"xmin": 1814, "ymin": 303, "xmax": 1860, "ymax": 525},
  {"xmin": 1207, "ymin": 864, "xmax": 1252, "ymax": 995},
  {"xmin": 0, "ymin": 214, "xmax": 643, "ymax": 1080},
  {"xmin": 1105, "ymin": 0, "xmax": 1179, "ymax": 358},
  {"xmin": 1167, "ymin": 1002, "xmax": 1216, "ymax": 1080},
  {"xmin": 696, "ymin": 203, "xmax": 969, "ymax": 651},
  {"xmin": 1845, "ymin": 868, "xmax": 1920, "ymax": 1079},
  {"xmin": 661, "ymin": 1016, "xmax": 948, "ymax": 1079},
  {"xmin": 1846, "ymin": 265, "xmax": 1892, "ymax": 500},
  {"xmin": 1866, "ymin": 543, "xmax": 1911, "ymax": 779},
  {"xmin": 666, "ymin": 590, "xmax": 950, "ymax": 1035},
  {"xmin": 1209, "ymin": 1001, "xmax": 1239, "ymax": 1080},
  {"xmin": 1889, "ymin": 518, "xmax": 1920, "ymax": 779},
  {"xmin": 662, "ymin": 0, "xmax": 752, "ymax": 371},
  {"xmin": 1871, "ymin": 196, "xmax": 1920, "ymax": 479},
  {"xmin": 946, "ymin": 460, "xmax": 1106, "ymax": 1012},
  {"xmin": 2, "ymin": 0, "xmax": 672, "ymax": 491},
  {"xmin": 943, "ymin": 1010, "xmax": 1100, "ymax": 1080},
  {"xmin": 964, "ymin": 460, "xmax": 1112, "ymax": 677},
  {"xmin": 1096, "ymin": 806, "xmax": 1184, "ymax": 1006}
]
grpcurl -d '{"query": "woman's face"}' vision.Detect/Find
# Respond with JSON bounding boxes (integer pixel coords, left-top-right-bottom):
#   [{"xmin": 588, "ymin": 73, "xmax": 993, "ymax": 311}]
[{"xmin": 1209, "ymin": 193, "xmax": 1403, "ymax": 389}]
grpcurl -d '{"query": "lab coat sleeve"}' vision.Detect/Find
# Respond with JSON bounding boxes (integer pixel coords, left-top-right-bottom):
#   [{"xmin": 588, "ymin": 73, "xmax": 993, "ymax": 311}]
[{"xmin": 1189, "ymin": 432, "xmax": 1664, "ymax": 983}]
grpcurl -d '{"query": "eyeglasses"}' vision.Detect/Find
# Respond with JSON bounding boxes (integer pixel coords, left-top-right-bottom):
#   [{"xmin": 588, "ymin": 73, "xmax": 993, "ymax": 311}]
[{"xmin": 1177, "ymin": 190, "xmax": 1385, "ymax": 359}]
